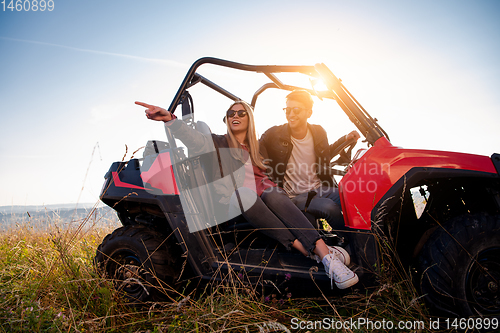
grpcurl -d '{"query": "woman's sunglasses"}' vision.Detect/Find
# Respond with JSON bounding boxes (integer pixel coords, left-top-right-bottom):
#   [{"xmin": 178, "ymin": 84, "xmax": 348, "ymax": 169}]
[{"xmin": 226, "ymin": 109, "xmax": 248, "ymax": 118}]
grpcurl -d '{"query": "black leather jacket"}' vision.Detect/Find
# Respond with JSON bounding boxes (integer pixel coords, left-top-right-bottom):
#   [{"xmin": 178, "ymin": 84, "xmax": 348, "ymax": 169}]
[{"xmin": 259, "ymin": 123, "xmax": 349, "ymax": 189}]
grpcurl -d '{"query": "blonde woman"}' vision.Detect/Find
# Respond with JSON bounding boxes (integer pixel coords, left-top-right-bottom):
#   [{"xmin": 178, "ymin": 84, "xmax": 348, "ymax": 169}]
[{"xmin": 135, "ymin": 100, "xmax": 358, "ymax": 289}]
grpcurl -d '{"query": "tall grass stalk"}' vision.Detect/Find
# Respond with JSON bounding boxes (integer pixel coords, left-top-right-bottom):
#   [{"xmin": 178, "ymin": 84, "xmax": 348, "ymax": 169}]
[{"xmin": 0, "ymin": 207, "xmax": 453, "ymax": 332}]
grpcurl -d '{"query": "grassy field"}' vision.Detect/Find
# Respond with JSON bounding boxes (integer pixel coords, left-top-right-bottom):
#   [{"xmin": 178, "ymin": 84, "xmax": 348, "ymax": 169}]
[{"xmin": 0, "ymin": 207, "xmax": 446, "ymax": 332}]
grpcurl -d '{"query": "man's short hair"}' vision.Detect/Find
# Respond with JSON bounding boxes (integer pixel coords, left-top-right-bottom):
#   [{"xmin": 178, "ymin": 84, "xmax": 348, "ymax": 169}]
[{"xmin": 286, "ymin": 89, "xmax": 314, "ymax": 110}]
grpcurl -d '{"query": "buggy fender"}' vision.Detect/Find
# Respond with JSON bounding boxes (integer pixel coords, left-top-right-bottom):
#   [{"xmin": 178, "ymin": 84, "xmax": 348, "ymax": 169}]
[{"xmin": 339, "ymin": 137, "xmax": 498, "ymax": 230}]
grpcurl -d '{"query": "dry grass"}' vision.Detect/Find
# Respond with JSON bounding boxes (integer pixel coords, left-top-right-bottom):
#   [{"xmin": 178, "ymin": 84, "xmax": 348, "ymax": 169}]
[{"xmin": 0, "ymin": 207, "xmax": 451, "ymax": 332}]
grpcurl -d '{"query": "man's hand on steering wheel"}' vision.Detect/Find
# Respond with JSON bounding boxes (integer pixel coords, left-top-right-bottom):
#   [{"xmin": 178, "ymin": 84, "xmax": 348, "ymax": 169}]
[
  {"xmin": 330, "ymin": 130, "xmax": 361, "ymax": 169},
  {"xmin": 346, "ymin": 130, "xmax": 360, "ymax": 142}
]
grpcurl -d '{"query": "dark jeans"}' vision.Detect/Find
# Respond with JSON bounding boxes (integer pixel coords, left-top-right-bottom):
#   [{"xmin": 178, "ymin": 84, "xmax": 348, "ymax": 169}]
[
  {"xmin": 228, "ymin": 186, "xmax": 321, "ymax": 254},
  {"xmin": 290, "ymin": 186, "xmax": 345, "ymax": 230}
]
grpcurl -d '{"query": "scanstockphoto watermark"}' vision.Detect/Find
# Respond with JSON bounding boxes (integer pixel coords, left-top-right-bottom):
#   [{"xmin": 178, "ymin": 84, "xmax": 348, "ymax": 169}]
[
  {"xmin": 290, "ymin": 317, "xmax": 499, "ymax": 331},
  {"xmin": 263, "ymin": 159, "xmax": 391, "ymax": 194},
  {"xmin": 263, "ymin": 160, "xmax": 390, "ymax": 177},
  {"xmin": 341, "ymin": 162, "xmax": 391, "ymax": 194},
  {"xmin": 290, "ymin": 317, "xmax": 424, "ymax": 331}
]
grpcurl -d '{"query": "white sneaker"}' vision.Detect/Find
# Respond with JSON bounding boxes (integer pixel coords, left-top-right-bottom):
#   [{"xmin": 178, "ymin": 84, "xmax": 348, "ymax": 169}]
[
  {"xmin": 312, "ymin": 246, "xmax": 350, "ymax": 265},
  {"xmin": 322, "ymin": 254, "xmax": 359, "ymax": 289}
]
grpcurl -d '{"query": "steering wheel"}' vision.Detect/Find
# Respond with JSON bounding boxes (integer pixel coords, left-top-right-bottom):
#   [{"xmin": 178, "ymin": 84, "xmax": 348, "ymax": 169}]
[{"xmin": 329, "ymin": 137, "xmax": 358, "ymax": 176}]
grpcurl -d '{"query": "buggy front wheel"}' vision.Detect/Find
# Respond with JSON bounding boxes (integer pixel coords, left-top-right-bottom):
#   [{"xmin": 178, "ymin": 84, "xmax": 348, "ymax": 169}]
[{"xmin": 95, "ymin": 225, "xmax": 183, "ymax": 303}]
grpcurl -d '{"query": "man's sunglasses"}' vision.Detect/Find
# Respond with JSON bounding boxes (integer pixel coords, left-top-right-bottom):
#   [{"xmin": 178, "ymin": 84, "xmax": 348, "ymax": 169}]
[
  {"xmin": 226, "ymin": 109, "xmax": 248, "ymax": 118},
  {"xmin": 283, "ymin": 107, "xmax": 307, "ymax": 115}
]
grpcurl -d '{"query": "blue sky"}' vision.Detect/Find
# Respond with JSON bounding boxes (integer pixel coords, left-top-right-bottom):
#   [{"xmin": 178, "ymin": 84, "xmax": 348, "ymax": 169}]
[{"xmin": 1, "ymin": 0, "xmax": 499, "ymax": 207}]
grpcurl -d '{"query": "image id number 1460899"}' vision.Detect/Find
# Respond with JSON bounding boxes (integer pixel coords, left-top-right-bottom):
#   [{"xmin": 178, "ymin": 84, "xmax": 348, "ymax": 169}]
[
  {"xmin": 2, "ymin": 0, "xmax": 54, "ymax": 11},
  {"xmin": 444, "ymin": 317, "xmax": 498, "ymax": 331}
]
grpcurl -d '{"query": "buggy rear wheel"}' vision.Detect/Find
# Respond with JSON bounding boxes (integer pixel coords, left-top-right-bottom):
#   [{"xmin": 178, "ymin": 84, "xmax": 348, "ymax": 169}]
[
  {"xmin": 95, "ymin": 225, "xmax": 183, "ymax": 303},
  {"xmin": 418, "ymin": 213, "xmax": 500, "ymax": 317}
]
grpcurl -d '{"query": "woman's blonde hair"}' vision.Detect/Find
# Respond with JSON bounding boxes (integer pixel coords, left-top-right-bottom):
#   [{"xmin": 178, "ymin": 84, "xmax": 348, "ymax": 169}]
[{"xmin": 225, "ymin": 100, "xmax": 266, "ymax": 170}]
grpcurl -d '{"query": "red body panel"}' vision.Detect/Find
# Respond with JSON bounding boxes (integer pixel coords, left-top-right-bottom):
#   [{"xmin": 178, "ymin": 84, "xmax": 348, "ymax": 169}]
[
  {"xmin": 111, "ymin": 152, "xmax": 179, "ymax": 195},
  {"xmin": 112, "ymin": 172, "xmax": 147, "ymax": 190},
  {"xmin": 140, "ymin": 152, "xmax": 179, "ymax": 195},
  {"xmin": 339, "ymin": 137, "xmax": 497, "ymax": 230}
]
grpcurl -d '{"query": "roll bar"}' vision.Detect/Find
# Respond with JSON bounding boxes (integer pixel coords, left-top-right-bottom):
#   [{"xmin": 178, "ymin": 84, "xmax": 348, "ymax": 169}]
[{"xmin": 166, "ymin": 57, "xmax": 388, "ymax": 145}]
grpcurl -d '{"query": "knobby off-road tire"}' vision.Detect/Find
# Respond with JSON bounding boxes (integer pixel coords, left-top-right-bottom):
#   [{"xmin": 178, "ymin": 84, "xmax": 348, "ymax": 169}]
[
  {"xmin": 418, "ymin": 213, "xmax": 500, "ymax": 317},
  {"xmin": 95, "ymin": 225, "xmax": 183, "ymax": 304}
]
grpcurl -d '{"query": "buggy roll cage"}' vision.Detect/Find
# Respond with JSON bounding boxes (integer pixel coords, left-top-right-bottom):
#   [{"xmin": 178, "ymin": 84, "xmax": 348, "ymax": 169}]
[{"xmin": 166, "ymin": 57, "xmax": 389, "ymax": 146}]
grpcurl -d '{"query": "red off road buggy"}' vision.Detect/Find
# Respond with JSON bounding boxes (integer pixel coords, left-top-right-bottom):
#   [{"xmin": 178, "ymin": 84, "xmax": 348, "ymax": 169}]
[{"xmin": 96, "ymin": 57, "xmax": 500, "ymax": 319}]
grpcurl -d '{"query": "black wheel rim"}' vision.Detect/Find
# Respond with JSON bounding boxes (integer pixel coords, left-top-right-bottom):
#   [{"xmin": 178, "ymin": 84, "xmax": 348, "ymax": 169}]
[
  {"xmin": 466, "ymin": 247, "xmax": 500, "ymax": 315},
  {"xmin": 107, "ymin": 251, "xmax": 150, "ymax": 298}
]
